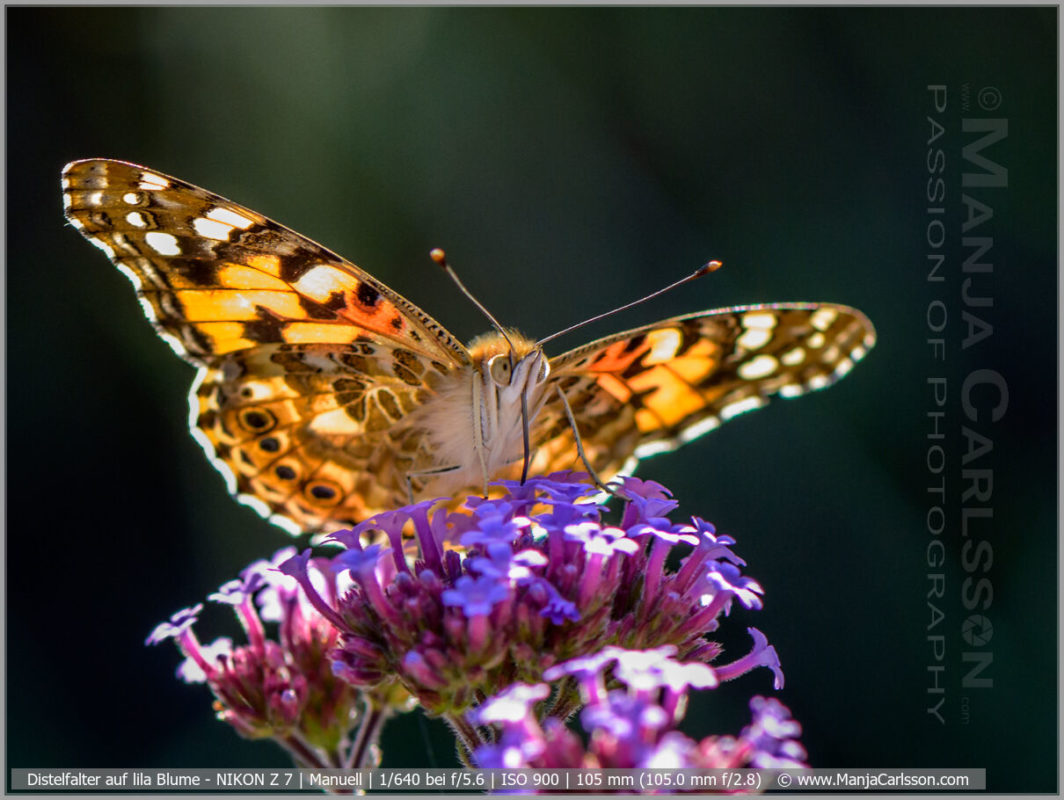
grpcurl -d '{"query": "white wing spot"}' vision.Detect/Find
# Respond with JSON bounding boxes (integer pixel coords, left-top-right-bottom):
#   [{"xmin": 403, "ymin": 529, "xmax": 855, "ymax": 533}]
[
  {"xmin": 834, "ymin": 357, "xmax": 854, "ymax": 378},
  {"xmin": 643, "ymin": 328, "xmax": 682, "ymax": 365},
  {"xmin": 158, "ymin": 293, "xmax": 182, "ymax": 318},
  {"xmin": 193, "ymin": 206, "xmax": 257, "ymax": 241},
  {"xmin": 193, "ymin": 217, "xmax": 236, "ymax": 241},
  {"xmin": 301, "ymin": 352, "xmax": 341, "ymax": 372},
  {"xmin": 237, "ymin": 492, "xmax": 272, "ymax": 519},
  {"xmin": 68, "ymin": 217, "xmax": 85, "ymax": 230},
  {"xmin": 634, "ymin": 439, "xmax": 675, "ymax": 458},
  {"xmin": 137, "ymin": 296, "xmax": 158, "ymax": 322},
  {"xmin": 806, "ymin": 332, "xmax": 826, "ymax": 349},
  {"xmin": 851, "ymin": 344, "xmax": 868, "ymax": 361},
  {"xmin": 308, "ymin": 408, "xmax": 363, "ymax": 435},
  {"xmin": 88, "ymin": 236, "xmax": 116, "ymax": 259},
  {"xmin": 781, "ymin": 347, "xmax": 805, "ymax": 366},
  {"xmin": 742, "ymin": 311, "xmax": 778, "ymax": 329},
  {"xmin": 678, "ymin": 414, "xmax": 721, "ymax": 444},
  {"xmin": 821, "ymin": 345, "xmax": 840, "ymax": 364},
  {"xmin": 87, "ymin": 191, "xmax": 104, "ymax": 206},
  {"xmin": 293, "ymin": 265, "xmax": 343, "ymax": 302},
  {"xmin": 238, "ymin": 381, "xmax": 275, "ymax": 401},
  {"xmin": 111, "ymin": 232, "xmax": 132, "ymax": 252},
  {"xmin": 122, "ymin": 192, "xmax": 142, "ymax": 205},
  {"xmin": 206, "ymin": 206, "xmax": 255, "ymax": 229},
  {"xmin": 132, "ymin": 257, "xmax": 164, "ymax": 289},
  {"xmin": 737, "ymin": 327, "xmax": 772, "ymax": 350},
  {"xmin": 720, "ymin": 395, "xmax": 766, "ymax": 421},
  {"xmin": 62, "ymin": 193, "xmax": 73, "ymax": 210},
  {"xmin": 115, "ymin": 263, "xmax": 144, "ymax": 290},
  {"xmin": 806, "ymin": 374, "xmax": 832, "ymax": 391},
  {"xmin": 160, "ymin": 330, "xmax": 190, "ymax": 358},
  {"xmin": 738, "ymin": 354, "xmax": 778, "ymax": 380},
  {"xmin": 145, "ymin": 231, "xmax": 181, "ymax": 256},
  {"xmin": 126, "ymin": 211, "xmax": 147, "ymax": 228},
  {"xmin": 779, "ymin": 383, "xmax": 805, "ymax": 398},
  {"xmin": 810, "ymin": 307, "xmax": 839, "ymax": 331},
  {"xmin": 268, "ymin": 511, "xmax": 304, "ymax": 537},
  {"xmin": 138, "ymin": 172, "xmax": 170, "ymax": 190}
]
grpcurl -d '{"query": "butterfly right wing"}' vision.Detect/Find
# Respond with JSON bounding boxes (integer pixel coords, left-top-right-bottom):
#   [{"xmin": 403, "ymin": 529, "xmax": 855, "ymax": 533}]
[{"xmin": 532, "ymin": 304, "xmax": 876, "ymax": 481}]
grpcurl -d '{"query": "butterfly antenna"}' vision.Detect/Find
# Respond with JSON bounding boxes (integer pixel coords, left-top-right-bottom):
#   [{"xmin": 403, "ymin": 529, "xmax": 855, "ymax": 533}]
[
  {"xmin": 536, "ymin": 260, "xmax": 722, "ymax": 347},
  {"xmin": 432, "ymin": 248, "xmax": 534, "ymax": 485},
  {"xmin": 430, "ymin": 248, "xmax": 517, "ymax": 352}
]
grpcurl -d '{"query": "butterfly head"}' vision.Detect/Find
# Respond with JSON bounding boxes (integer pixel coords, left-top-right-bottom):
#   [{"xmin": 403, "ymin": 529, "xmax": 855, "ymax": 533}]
[{"xmin": 469, "ymin": 330, "xmax": 551, "ymax": 402}]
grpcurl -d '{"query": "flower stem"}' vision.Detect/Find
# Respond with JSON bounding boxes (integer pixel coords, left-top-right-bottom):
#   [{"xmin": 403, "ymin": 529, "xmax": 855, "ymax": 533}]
[
  {"xmin": 348, "ymin": 702, "xmax": 392, "ymax": 769},
  {"xmin": 442, "ymin": 712, "xmax": 486, "ymax": 765}
]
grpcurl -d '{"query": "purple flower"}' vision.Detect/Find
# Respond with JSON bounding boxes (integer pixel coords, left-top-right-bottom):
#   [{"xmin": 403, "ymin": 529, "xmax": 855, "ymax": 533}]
[
  {"xmin": 147, "ymin": 549, "xmax": 380, "ymax": 769},
  {"xmin": 544, "ymin": 645, "xmax": 720, "ymax": 724},
  {"xmin": 146, "ymin": 604, "xmax": 202, "ymax": 646},
  {"xmin": 469, "ymin": 646, "xmax": 808, "ymax": 775},
  {"xmin": 614, "ymin": 476, "xmax": 679, "ymax": 527},
  {"xmin": 742, "ymin": 696, "xmax": 809, "ymax": 768},
  {"xmin": 285, "ymin": 473, "xmax": 762, "ymax": 733},
  {"xmin": 443, "ymin": 575, "xmax": 510, "ymax": 616},
  {"xmin": 469, "ymin": 682, "xmax": 550, "ymax": 726},
  {"xmin": 460, "ymin": 512, "xmax": 522, "ymax": 548},
  {"xmin": 153, "ymin": 472, "xmax": 796, "ymax": 772},
  {"xmin": 175, "ymin": 637, "xmax": 233, "ymax": 684},
  {"xmin": 536, "ymin": 581, "xmax": 581, "ymax": 625},
  {"xmin": 702, "ymin": 561, "xmax": 765, "ymax": 611},
  {"xmin": 715, "ymin": 628, "xmax": 786, "ymax": 690}
]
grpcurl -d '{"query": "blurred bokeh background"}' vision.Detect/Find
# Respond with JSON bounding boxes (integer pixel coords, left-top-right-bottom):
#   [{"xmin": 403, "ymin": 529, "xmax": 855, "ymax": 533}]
[{"xmin": 7, "ymin": 7, "xmax": 1056, "ymax": 791}]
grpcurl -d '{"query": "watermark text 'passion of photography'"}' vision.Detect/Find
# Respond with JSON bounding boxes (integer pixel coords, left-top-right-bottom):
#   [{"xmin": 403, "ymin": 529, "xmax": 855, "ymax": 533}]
[{"xmin": 925, "ymin": 83, "xmax": 1006, "ymax": 726}]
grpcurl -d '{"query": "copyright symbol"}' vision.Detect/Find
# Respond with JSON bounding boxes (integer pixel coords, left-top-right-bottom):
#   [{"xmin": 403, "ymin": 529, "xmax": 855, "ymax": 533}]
[
  {"xmin": 778, "ymin": 773, "xmax": 793, "ymax": 788},
  {"xmin": 978, "ymin": 86, "xmax": 1002, "ymax": 111}
]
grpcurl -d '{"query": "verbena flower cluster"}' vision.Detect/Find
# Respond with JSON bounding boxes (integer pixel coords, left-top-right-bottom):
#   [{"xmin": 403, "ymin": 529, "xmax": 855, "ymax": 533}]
[
  {"xmin": 148, "ymin": 471, "xmax": 805, "ymax": 774},
  {"xmin": 146, "ymin": 550, "xmax": 401, "ymax": 769},
  {"xmin": 470, "ymin": 646, "xmax": 807, "ymax": 771}
]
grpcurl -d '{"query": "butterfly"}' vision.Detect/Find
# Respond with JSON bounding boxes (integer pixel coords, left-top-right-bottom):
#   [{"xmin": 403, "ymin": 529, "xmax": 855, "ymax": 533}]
[{"xmin": 62, "ymin": 158, "xmax": 876, "ymax": 536}]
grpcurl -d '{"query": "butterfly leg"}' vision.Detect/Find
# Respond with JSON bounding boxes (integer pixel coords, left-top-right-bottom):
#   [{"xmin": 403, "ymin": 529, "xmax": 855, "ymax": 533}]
[
  {"xmin": 519, "ymin": 390, "xmax": 532, "ymax": 485},
  {"xmin": 404, "ymin": 464, "xmax": 462, "ymax": 504},
  {"xmin": 554, "ymin": 385, "xmax": 617, "ymax": 497}
]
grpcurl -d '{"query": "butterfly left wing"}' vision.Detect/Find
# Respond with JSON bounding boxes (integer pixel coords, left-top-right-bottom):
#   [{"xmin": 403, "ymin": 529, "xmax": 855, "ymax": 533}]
[
  {"xmin": 191, "ymin": 340, "xmax": 447, "ymax": 534},
  {"xmin": 62, "ymin": 158, "xmax": 471, "ymax": 534},
  {"xmin": 530, "ymin": 304, "xmax": 876, "ymax": 480},
  {"xmin": 61, "ymin": 158, "xmax": 469, "ymax": 366}
]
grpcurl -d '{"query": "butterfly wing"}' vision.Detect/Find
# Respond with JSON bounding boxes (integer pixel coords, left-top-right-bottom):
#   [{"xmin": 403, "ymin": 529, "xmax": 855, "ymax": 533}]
[
  {"xmin": 62, "ymin": 159, "xmax": 468, "ymax": 365},
  {"xmin": 192, "ymin": 341, "xmax": 447, "ymax": 533},
  {"xmin": 534, "ymin": 304, "xmax": 876, "ymax": 480},
  {"xmin": 62, "ymin": 158, "xmax": 468, "ymax": 533}
]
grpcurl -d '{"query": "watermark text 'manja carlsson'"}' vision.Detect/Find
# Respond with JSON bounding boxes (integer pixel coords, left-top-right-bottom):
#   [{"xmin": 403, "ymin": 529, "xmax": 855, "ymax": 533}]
[{"xmin": 924, "ymin": 84, "xmax": 1007, "ymax": 726}]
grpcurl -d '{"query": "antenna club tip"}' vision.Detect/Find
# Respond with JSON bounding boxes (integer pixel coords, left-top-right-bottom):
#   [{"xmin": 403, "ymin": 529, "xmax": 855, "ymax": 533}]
[
  {"xmin": 693, "ymin": 260, "xmax": 723, "ymax": 277},
  {"xmin": 429, "ymin": 248, "xmax": 447, "ymax": 266}
]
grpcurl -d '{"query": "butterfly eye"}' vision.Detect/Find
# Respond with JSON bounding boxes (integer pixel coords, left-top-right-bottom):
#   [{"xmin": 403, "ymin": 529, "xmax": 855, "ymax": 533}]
[{"xmin": 488, "ymin": 354, "xmax": 513, "ymax": 386}]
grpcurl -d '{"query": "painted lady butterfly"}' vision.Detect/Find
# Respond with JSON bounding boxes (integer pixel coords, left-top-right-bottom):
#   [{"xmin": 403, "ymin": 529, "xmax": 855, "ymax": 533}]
[{"xmin": 62, "ymin": 159, "xmax": 875, "ymax": 535}]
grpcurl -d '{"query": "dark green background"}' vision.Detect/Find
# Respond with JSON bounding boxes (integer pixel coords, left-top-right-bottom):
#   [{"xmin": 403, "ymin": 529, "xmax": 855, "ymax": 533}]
[{"xmin": 7, "ymin": 7, "xmax": 1057, "ymax": 792}]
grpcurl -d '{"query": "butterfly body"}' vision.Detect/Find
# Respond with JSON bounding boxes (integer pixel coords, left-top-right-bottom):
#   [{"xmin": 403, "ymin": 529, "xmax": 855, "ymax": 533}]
[
  {"xmin": 415, "ymin": 333, "xmax": 549, "ymax": 495},
  {"xmin": 63, "ymin": 159, "xmax": 876, "ymax": 535}
]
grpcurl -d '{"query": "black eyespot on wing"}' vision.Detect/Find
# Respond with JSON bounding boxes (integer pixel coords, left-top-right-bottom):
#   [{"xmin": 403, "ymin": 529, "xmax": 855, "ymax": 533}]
[
  {"xmin": 258, "ymin": 436, "xmax": 280, "ymax": 453},
  {"xmin": 356, "ymin": 282, "xmax": 380, "ymax": 308}
]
